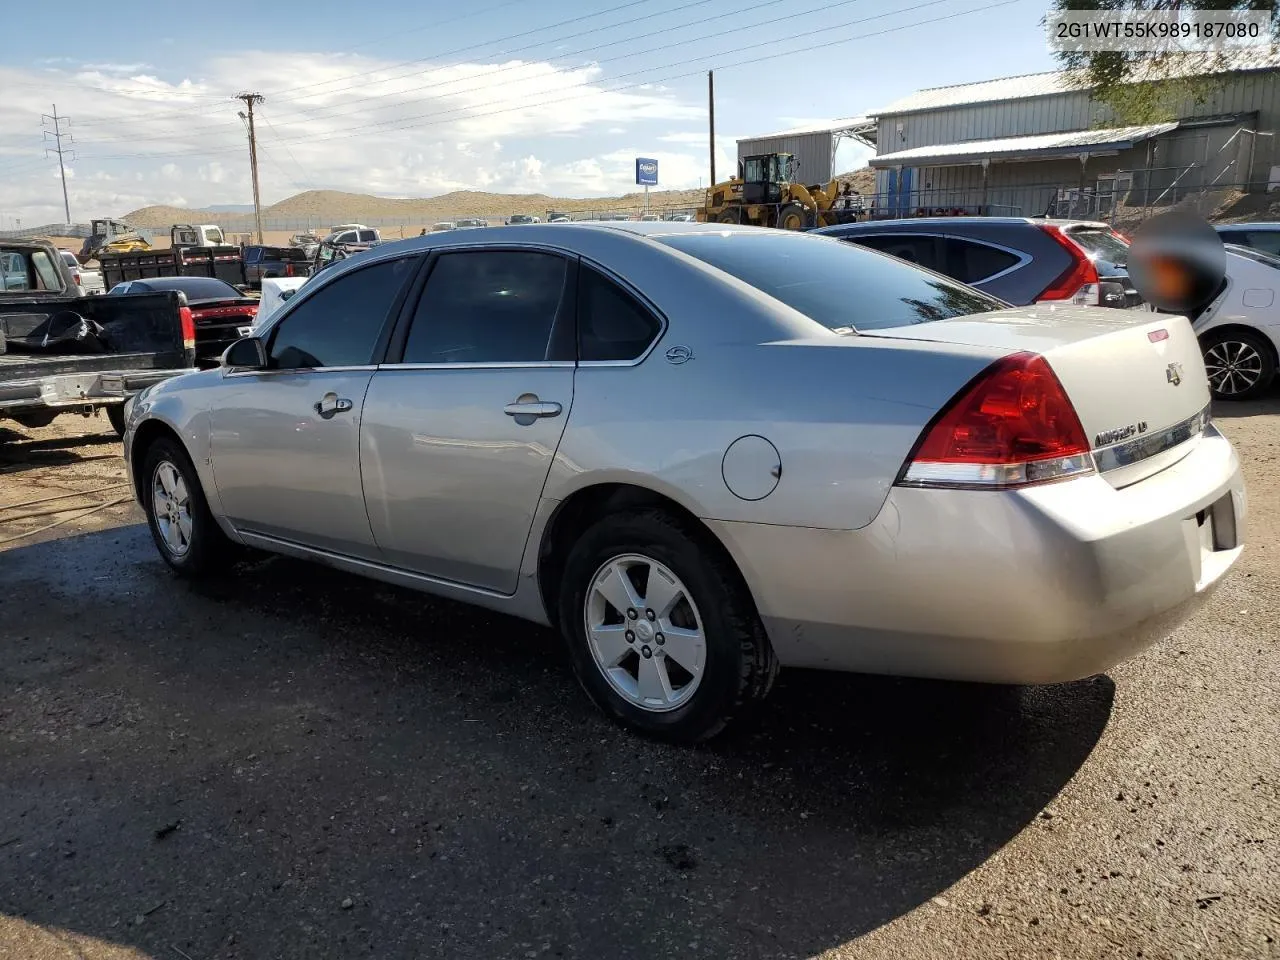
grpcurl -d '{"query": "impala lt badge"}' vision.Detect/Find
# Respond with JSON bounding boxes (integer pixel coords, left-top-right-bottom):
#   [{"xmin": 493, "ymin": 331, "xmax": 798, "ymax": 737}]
[
  {"xmin": 1095, "ymin": 421, "xmax": 1150, "ymax": 447},
  {"xmin": 1167, "ymin": 362, "xmax": 1184, "ymax": 386}
]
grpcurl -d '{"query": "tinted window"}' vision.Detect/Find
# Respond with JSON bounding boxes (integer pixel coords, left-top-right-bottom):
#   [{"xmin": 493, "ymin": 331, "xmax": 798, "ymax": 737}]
[
  {"xmin": 244, "ymin": 247, "xmax": 264, "ymax": 263},
  {"xmin": 846, "ymin": 234, "xmax": 942, "ymax": 271},
  {"xmin": 358, "ymin": 230, "xmax": 378, "ymax": 242},
  {"xmin": 402, "ymin": 251, "xmax": 567, "ymax": 364},
  {"xmin": 145, "ymin": 277, "xmax": 241, "ymax": 300},
  {"xmin": 1243, "ymin": 231, "xmax": 1280, "ymax": 257},
  {"xmin": 578, "ymin": 267, "xmax": 662, "ymax": 361},
  {"xmin": 658, "ymin": 232, "xmax": 1007, "ymax": 331},
  {"xmin": 1063, "ymin": 227, "xmax": 1129, "ymax": 266},
  {"xmin": 943, "ymin": 238, "xmax": 1021, "ymax": 284},
  {"xmin": 1217, "ymin": 229, "xmax": 1248, "ymax": 245},
  {"xmin": 270, "ymin": 256, "xmax": 417, "ymax": 369}
]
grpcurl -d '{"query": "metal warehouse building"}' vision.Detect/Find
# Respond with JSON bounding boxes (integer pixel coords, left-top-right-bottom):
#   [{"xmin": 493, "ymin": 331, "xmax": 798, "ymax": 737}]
[
  {"xmin": 865, "ymin": 51, "xmax": 1280, "ymax": 219},
  {"xmin": 736, "ymin": 117, "xmax": 877, "ymax": 185}
]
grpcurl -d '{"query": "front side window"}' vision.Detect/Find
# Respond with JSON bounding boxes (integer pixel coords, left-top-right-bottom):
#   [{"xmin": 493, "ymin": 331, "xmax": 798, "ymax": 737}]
[
  {"xmin": 268, "ymin": 256, "xmax": 417, "ymax": 370},
  {"xmin": 659, "ymin": 232, "xmax": 1007, "ymax": 332},
  {"xmin": 402, "ymin": 251, "xmax": 568, "ymax": 364}
]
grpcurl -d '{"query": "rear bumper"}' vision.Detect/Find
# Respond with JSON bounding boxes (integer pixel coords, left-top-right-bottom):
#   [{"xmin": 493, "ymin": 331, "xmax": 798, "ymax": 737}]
[
  {"xmin": 707, "ymin": 427, "xmax": 1245, "ymax": 684},
  {"xmin": 0, "ymin": 367, "xmax": 194, "ymax": 411}
]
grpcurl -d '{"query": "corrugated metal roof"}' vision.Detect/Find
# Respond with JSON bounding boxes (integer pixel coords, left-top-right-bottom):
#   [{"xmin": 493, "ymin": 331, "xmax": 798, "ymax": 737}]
[
  {"xmin": 738, "ymin": 116, "xmax": 876, "ymax": 142},
  {"xmin": 871, "ymin": 49, "xmax": 1280, "ymax": 116},
  {"xmin": 869, "ymin": 122, "xmax": 1179, "ymax": 166}
]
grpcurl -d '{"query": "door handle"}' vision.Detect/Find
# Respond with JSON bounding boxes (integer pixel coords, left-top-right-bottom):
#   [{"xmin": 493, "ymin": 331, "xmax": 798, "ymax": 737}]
[
  {"xmin": 314, "ymin": 393, "xmax": 353, "ymax": 418},
  {"xmin": 503, "ymin": 399, "xmax": 562, "ymax": 419}
]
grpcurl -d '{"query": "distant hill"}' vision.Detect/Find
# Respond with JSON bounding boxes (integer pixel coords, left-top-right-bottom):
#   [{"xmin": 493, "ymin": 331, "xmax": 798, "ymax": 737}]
[{"xmin": 121, "ymin": 169, "xmax": 877, "ymax": 228}]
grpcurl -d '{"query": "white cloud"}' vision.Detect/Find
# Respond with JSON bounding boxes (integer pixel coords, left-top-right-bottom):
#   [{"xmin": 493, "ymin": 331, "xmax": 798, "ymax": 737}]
[{"xmin": 0, "ymin": 50, "xmax": 716, "ymax": 222}]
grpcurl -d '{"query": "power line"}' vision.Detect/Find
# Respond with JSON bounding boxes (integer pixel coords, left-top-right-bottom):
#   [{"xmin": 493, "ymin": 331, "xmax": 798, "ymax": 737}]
[
  {"xmin": 79, "ymin": 0, "xmax": 865, "ymax": 147},
  {"xmin": 41, "ymin": 105, "xmax": 74, "ymax": 224},
  {"xmin": 256, "ymin": 109, "xmax": 312, "ymax": 192},
  {"xmin": 70, "ymin": 0, "xmax": 1024, "ymax": 166}
]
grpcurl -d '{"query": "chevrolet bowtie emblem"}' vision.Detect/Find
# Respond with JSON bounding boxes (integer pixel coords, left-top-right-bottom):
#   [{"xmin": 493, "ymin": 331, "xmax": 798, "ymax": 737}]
[{"xmin": 1166, "ymin": 362, "xmax": 1183, "ymax": 386}]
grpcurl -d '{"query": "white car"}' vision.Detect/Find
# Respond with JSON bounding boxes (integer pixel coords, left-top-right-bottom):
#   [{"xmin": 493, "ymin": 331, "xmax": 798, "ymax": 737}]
[
  {"xmin": 59, "ymin": 249, "xmax": 105, "ymax": 295},
  {"xmin": 1191, "ymin": 244, "xmax": 1280, "ymax": 400}
]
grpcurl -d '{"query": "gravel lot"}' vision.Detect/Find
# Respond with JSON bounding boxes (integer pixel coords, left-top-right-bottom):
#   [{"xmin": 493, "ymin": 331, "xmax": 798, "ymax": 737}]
[{"xmin": 1, "ymin": 400, "xmax": 1277, "ymax": 960}]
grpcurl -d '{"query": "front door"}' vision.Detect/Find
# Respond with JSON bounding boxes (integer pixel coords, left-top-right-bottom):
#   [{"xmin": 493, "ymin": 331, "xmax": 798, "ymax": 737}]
[
  {"xmin": 209, "ymin": 254, "xmax": 420, "ymax": 558},
  {"xmin": 360, "ymin": 248, "xmax": 576, "ymax": 594}
]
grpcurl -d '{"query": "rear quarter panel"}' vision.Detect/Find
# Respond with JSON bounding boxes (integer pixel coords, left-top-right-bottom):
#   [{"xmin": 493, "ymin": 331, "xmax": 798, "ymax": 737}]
[{"xmin": 549, "ymin": 337, "xmax": 1004, "ymax": 531}]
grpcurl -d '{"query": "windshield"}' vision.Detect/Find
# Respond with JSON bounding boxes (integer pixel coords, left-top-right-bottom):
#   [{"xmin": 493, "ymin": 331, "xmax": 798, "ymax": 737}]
[
  {"xmin": 143, "ymin": 277, "xmax": 242, "ymax": 300},
  {"xmin": 1065, "ymin": 226, "xmax": 1130, "ymax": 267},
  {"xmin": 657, "ymin": 231, "xmax": 1008, "ymax": 332}
]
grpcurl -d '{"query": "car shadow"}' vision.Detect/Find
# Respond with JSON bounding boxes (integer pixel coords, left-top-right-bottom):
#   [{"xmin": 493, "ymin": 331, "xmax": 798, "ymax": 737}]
[
  {"xmin": 0, "ymin": 426, "xmax": 120, "ymax": 473},
  {"xmin": 1211, "ymin": 389, "xmax": 1280, "ymax": 420},
  {"xmin": 0, "ymin": 526, "xmax": 1113, "ymax": 960}
]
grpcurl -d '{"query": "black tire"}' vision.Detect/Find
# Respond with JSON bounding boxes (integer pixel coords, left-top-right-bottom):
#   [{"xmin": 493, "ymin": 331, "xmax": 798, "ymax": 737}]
[
  {"xmin": 140, "ymin": 436, "xmax": 235, "ymax": 577},
  {"xmin": 558, "ymin": 509, "xmax": 778, "ymax": 743},
  {"xmin": 715, "ymin": 208, "xmax": 742, "ymax": 225},
  {"xmin": 105, "ymin": 404, "xmax": 126, "ymax": 438},
  {"xmin": 776, "ymin": 202, "xmax": 806, "ymax": 231},
  {"xmin": 1201, "ymin": 328, "xmax": 1277, "ymax": 401}
]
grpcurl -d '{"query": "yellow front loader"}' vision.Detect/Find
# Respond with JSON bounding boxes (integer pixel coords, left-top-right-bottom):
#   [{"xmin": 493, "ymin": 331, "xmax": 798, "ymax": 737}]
[{"xmin": 695, "ymin": 153, "xmax": 854, "ymax": 231}]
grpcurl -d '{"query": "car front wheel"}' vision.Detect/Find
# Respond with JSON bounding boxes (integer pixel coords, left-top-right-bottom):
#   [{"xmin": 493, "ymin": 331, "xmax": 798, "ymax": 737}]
[
  {"xmin": 141, "ymin": 437, "xmax": 233, "ymax": 576},
  {"xmin": 559, "ymin": 509, "xmax": 777, "ymax": 743}
]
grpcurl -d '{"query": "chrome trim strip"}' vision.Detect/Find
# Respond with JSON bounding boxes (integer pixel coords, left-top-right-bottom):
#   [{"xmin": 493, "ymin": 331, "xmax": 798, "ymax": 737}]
[
  {"xmin": 223, "ymin": 365, "xmax": 377, "ymax": 378},
  {"xmin": 376, "ymin": 361, "xmax": 576, "ymax": 371},
  {"xmin": 1093, "ymin": 405, "xmax": 1211, "ymax": 473}
]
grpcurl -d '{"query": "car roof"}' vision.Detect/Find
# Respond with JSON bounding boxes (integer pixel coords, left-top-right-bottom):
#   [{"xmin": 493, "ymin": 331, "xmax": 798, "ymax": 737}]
[{"xmin": 815, "ymin": 216, "xmax": 1109, "ymax": 232}]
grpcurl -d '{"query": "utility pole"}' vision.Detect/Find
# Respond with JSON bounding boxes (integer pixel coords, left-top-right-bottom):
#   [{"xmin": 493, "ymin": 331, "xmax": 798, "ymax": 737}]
[
  {"xmin": 707, "ymin": 71, "xmax": 716, "ymax": 186},
  {"xmin": 236, "ymin": 92, "xmax": 265, "ymax": 244},
  {"xmin": 42, "ymin": 105, "xmax": 74, "ymax": 225}
]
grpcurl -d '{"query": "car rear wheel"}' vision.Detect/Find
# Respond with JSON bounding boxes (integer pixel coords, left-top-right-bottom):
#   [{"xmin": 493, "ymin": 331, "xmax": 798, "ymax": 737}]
[
  {"xmin": 104, "ymin": 405, "xmax": 126, "ymax": 438},
  {"xmin": 559, "ymin": 509, "xmax": 777, "ymax": 743},
  {"xmin": 141, "ymin": 437, "xmax": 234, "ymax": 577},
  {"xmin": 1201, "ymin": 329, "xmax": 1276, "ymax": 401}
]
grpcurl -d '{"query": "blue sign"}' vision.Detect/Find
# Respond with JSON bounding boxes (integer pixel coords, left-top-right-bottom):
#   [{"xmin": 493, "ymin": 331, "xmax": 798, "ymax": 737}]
[{"xmin": 635, "ymin": 157, "xmax": 659, "ymax": 186}]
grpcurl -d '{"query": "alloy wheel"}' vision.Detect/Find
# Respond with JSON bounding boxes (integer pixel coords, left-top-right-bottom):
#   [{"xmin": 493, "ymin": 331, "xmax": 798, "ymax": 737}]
[
  {"xmin": 152, "ymin": 460, "xmax": 194, "ymax": 558},
  {"xmin": 583, "ymin": 553, "xmax": 707, "ymax": 712},
  {"xmin": 1204, "ymin": 340, "xmax": 1263, "ymax": 396}
]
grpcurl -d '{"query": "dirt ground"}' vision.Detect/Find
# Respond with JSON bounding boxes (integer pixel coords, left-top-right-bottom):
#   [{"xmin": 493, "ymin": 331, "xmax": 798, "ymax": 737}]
[{"xmin": 0, "ymin": 394, "xmax": 1277, "ymax": 959}]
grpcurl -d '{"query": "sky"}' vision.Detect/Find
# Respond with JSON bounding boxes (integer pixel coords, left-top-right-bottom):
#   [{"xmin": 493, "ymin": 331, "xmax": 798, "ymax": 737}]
[{"xmin": 0, "ymin": 0, "xmax": 1059, "ymax": 225}]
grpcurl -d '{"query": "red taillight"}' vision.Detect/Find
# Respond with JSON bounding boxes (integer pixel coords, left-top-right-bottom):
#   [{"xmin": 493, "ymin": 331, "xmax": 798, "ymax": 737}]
[
  {"xmin": 899, "ymin": 352, "xmax": 1094, "ymax": 489},
  {"xmin": 1036, "ymin": 224, "xmax": 1101, "ymax": 305},
  {"xmin": 74, "ymin": 274, "xmax": 82, "ymax": 286},
  {"xmin": 179, "ymin": 305, "xmax": 196, "ymax": 351},
  {"xmin": 285, "ymin": 264, "xmax": 294, "ymax": 277}
]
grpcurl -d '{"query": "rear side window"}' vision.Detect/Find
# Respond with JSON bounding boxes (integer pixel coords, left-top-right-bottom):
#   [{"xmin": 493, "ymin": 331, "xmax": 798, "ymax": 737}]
[
  {"xmin": 402, "ymin": 251, "xmax": 568, "ymax": 364},
  {"xmin": 245, "ymin": 248, "xmax": 263, "ymax": 263},
  {"xmin": 848, "ymin": 234, "xmax": 942, "ymax": 271},
  {"xmin": 269, "ymin": 256, "xmax": 417, "ymax": 369},
  {"xmin": 659, "ymin": 232, "xmax": 1007, "ymax": 331},
  {"xmin": 943, "ymin": 238, "xmax": 1021, "ymax": 284},
  {"xmin": 1243, "ymin": 231, "xmax": 1280, "ymax": 257},
  {"xmin": 358, "ymin": 230, "xmax": 378, "ymax": 242},
  {"xmin": 577, "ymin": 267, "xmax": 662, "ymax": 362}
]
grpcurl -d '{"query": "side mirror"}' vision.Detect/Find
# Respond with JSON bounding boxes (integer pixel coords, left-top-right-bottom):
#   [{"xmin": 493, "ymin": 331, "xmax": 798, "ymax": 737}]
[
  {"xmin": 281, "ymin": 288, "xmax": 297, "ymax": 302},
  {"xmin": 223, "ymin": 336, "xmax": 267, "ymax": 370}
]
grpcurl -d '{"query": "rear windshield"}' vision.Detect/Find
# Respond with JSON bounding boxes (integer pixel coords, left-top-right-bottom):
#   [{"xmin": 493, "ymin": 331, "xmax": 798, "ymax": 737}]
[
  {"xmin": 656, "ymin": 231, "xmax": 1008, "ymax": 331},
  {"xmin": 1065, "ymin": 227, "xmax": 1129, "ymax": 266},
  {"xmin": 144, "ymin": 277, "xmax": 242, "ymax": 300}
]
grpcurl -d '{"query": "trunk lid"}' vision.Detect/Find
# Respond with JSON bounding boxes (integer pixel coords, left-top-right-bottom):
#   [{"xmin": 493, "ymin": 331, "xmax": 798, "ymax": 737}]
[{"xmin": 864, "ymin": 306, "xmax": 1210, "ymax": 486}]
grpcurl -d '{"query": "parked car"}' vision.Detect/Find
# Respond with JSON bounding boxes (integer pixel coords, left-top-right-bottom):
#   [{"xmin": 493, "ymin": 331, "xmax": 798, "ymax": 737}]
[
  {"xmin": 327, "ymin": 225, "xmax": 380, "ymax": 245},
  {"xmin": 122, "ymin": 223, "xmax": 1244, "ymax": 743},
  {"xmin": 109, "ymin": 276, "xmax": 257, "ymax": 367},
  {"xmin": 58, "ymin": 250, "xmax": 106, "ymax": 295},
  {"xmin": 2, "ymin": 239, "xmax": 193, "ymax": 435},
  {"xmin": 815, "ymin": 217, "xmax": 1141, "ymax": 309},
  {"xmin": 1170, "ymin": 243, "xmax": 1280, "ymax": 400},
  {"xmin": 243, "ymin": 245, "xmax": 311, "ymax": 289},
  {"xmin": 506, "ymin": 214, "xmax": 539, "ymax": 225},
  {"xmin": 455, "ymin": 218, "xmax": 488, "ymax": 229},
  {"xmin": 1214, "ymin": 222, "xmax": 1280, "ymax": 258},
  {"xmin": 429, "ymin": 222, "xmax": 456, "ymax": 233}
]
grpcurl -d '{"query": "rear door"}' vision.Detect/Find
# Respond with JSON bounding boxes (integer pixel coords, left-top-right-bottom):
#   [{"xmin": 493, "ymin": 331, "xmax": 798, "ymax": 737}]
[{"xmin": 360, "ymin": 247, "xmax": 576, "ymax": 593}]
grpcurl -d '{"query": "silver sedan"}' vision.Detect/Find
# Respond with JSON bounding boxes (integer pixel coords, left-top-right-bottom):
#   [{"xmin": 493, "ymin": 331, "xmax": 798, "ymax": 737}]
[{"xmin": 122, "ymin": 223, "xmax": 1246, "ymax": 742}]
